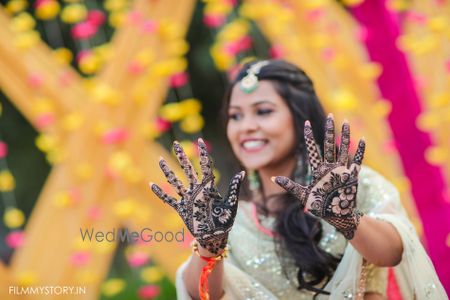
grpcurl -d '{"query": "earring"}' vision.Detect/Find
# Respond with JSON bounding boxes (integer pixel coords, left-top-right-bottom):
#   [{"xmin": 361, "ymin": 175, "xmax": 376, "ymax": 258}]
[
  {"xmin": 248, "ymin": 170, "xmax": 261, "ymax": 192},
  {"xmin": 294, "ymin": 156, "xmax": 312, "ymax": 185}
]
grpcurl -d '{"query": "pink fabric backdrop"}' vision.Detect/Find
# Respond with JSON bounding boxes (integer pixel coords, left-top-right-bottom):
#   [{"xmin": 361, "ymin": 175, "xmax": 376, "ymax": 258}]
[{"xmin": 351, "ymin": 0, "xmax": 450, "ymax": 291}]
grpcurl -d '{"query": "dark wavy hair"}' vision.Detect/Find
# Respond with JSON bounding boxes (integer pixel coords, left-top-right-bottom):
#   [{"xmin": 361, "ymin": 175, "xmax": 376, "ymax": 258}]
[{"xmin": 222, "ymin": 59, "xmax": 341, "ymax": 294}]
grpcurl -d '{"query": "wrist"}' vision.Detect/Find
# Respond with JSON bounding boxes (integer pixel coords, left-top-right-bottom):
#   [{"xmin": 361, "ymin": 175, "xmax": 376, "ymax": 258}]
[
  {"xmin": 327, "ymin": 210, "xmax": 363, "ymax": 240},
  {"xmin": 198, "ymin": 244, "xmax": 225, "ymax": 257},
  {"xmin": 193, "ymin": 240, "xmax": 229, "ymax": 260},
  {"xmin": 195, "ymin": 235, "xmax": 229, "ymax": 256}
]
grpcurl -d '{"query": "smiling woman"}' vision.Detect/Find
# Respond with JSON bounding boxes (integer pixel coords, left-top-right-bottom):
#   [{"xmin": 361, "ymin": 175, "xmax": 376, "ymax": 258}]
[
  {"xmin": 226, "ymin": 81, "xmax": 296, "ymax": 175},
  {"xmin": 151, "ymin": 59, "xmax": 447, "ymax": 300}
]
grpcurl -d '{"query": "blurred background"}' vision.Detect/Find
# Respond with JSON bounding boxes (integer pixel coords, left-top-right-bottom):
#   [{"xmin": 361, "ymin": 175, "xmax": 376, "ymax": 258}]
[{"xmin": 0, "ymin": 0, "xmax": 449, "ymax": 299}]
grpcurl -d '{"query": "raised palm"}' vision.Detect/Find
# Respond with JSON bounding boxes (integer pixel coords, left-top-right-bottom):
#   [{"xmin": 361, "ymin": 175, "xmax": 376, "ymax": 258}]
[
  {"xmin": 274, "ymin": 115, "xmax": 365, "ymax": 239},
  {"xmin": 150, "ymin": 138, "xmax": 245, "ymax": 254}
]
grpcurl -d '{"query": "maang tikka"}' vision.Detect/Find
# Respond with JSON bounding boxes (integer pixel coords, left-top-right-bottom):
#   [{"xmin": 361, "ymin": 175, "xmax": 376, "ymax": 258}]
[{"xmin": 239, "ymin": 60, "xmax": 270, "ymax": 93}]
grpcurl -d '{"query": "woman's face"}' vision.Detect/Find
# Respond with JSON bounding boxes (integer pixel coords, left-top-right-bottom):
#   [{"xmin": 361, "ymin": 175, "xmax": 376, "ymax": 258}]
[{"xmin": 227, "ymin": 80, "xmax": 297, "ymax": 172}]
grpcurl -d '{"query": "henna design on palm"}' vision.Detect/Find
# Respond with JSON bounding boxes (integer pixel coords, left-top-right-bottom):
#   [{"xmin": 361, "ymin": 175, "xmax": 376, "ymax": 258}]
[
  {"xmin": 149, "ymin": 138, "xmax": 245, "ymax": 254},
  {"xmin": 274, "ymin": 114, "xmax": 365, "ymax": 240}
]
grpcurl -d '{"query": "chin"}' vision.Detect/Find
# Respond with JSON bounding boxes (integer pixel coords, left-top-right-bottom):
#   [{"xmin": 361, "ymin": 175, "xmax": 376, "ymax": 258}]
[{"xmin": 240, "ymin": 159, "xmax": 270, "ymax": 171}]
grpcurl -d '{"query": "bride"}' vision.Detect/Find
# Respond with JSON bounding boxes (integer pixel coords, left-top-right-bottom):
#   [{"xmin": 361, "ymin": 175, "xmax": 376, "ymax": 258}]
[{"xmin": 149, "ymin": 59, "xmax": 446, "ymax": 299}]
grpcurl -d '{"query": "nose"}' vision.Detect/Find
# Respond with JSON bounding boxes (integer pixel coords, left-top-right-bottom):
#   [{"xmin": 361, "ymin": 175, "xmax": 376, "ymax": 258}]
[{"xmin": 240, "ymin": 115, "xmax": 259, "ymax": 132}]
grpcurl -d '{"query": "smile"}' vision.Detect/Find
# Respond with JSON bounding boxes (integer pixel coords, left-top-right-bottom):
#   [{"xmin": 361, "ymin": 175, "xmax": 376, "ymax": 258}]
[{"xmin": 241, "ymin": 139, "xmax": 268, "ymax": 152}]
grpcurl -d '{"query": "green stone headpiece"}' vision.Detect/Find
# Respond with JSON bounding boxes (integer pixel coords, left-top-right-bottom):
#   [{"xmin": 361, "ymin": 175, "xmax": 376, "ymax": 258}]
[{"xmin": 239, "ymin": 60, "xmax": 269, "ymax": 93}]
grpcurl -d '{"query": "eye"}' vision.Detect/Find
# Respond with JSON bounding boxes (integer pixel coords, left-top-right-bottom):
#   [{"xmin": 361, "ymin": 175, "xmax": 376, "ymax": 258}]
[
  {"xmin": 256, "ymin": 108, "xmax": 273, "ymax": 116},
  {"xmin": 228, "ymin": 112, "xmax": 242, "ymax": 121}
]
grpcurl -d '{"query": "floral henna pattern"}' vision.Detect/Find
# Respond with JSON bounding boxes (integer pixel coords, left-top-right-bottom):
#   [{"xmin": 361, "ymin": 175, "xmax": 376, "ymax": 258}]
[
  {"xmin": 150, "ymin": 138, "xmax": 245, "ymax": 254},
  {"xmin": 274, "ymin": 114, "xmax": 365, "ymax": 240},
  {"xmin": 331, "ymin": 186, "xmax": 357, "ymax": 216}
]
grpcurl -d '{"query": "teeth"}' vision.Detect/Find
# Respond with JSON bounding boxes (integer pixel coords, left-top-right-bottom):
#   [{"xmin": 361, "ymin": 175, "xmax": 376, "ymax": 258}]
[{"xmin": 242, "ymin": 140, "xmax": 266, "ymax": 149}]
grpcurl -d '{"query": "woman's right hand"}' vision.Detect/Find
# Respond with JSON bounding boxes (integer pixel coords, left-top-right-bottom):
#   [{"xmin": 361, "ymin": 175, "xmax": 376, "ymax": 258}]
[{"xmin": 149, "ymin": 138, "xmax": 245, "ymax": 255}]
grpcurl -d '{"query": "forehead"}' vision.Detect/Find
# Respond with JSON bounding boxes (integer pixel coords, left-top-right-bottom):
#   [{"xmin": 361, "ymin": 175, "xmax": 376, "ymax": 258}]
[{"xmin": 229, "ymin": 80, "xmax": 285, "ymax": 107}]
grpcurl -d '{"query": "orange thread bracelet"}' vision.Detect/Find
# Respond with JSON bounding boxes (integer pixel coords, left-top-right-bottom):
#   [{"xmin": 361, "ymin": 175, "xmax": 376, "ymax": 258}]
[{"xmin": 192, "ymin": 242, "xmax": 229, "ymax": 300}]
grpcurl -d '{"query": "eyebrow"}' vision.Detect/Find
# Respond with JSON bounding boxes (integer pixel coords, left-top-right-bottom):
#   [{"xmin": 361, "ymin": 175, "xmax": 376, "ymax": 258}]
[{"xmin": 229, "ymin": 100, "xmax": 276, "ymax": 109}]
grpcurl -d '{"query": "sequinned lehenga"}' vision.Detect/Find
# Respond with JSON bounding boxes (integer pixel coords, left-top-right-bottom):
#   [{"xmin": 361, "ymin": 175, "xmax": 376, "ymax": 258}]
[{"xmin": 176, "ymin": 167, "xmax": 447, "ymax": 299}]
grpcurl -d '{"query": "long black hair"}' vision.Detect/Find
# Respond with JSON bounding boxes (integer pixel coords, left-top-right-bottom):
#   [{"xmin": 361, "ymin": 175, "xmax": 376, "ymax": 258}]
[{"xmin": 222, "ymin": 59, "xmax": 341, "ymax": 294}]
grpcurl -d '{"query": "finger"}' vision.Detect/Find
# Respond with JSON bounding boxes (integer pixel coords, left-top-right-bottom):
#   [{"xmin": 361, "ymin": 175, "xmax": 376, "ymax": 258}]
[
  {"xmin": 353, "ymin": 138, "xmax": 366, "ymax": 166},
  {"xmin": 173, "ymin": 141, "xmax": 198, "ymax": 188},
  {"xmin": 338, "ymin": 121, "xmax": 350, "ymax": 166},
  {"xmin": 224, "ymin": 171, "xmax": 245, "ymax": 207},
  {"xmin": 149, "ymin": 182, "xmax": 179, "ymax": 209},
  {"xmin": 272, "ymin": 176, "xmax": 309, "ymax": 206},
  {"xmin": 324, "ymin": 114, "xmax": 336, "ymax": 163},
  {"xmin": 197, "ymin": 138, "xmax": 214, "ymax": 182},
  {"xmin": 159, "ymin": 157, "xmax": 187, "ymax": 197},
  {"xmin": 350, "ymin": 138, "xmax": 366, "ymax": 177},
  {"xmin": 304, "ymin": 120, "xmax": 322, "ymax": 171}
]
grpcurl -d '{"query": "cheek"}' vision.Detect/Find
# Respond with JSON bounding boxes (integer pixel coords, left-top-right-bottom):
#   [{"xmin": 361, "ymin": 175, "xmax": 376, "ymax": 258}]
[
  {"xmin": 269, "ymin": 114, "xmax": 296, "ymax": 151},
  {"xmin": 284, "ymin": 119, "xmax": 297, "ymax": 146},
  {"xmin": 263, "ymin": 112, "xmax": 291, "ymax": 134},
  {"xmin": 284, "ymin": 117, "xmax": 296, "ymax": 142},
  {"xmin": 226, "ymin": 124, "xmax": 239, "ymax": 150}
]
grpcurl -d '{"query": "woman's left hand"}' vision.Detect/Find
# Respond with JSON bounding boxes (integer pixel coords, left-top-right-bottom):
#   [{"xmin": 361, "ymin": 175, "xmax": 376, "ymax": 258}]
[{"xmin": 273, "ymin": 114, "xmax": 366, "ymax": 240}]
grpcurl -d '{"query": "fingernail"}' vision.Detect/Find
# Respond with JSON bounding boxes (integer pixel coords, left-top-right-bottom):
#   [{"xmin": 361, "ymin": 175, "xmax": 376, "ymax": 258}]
[
  {"xmin": 328, "ymin": 113, "xmax": 334, "ymax": 119},
  {"xmin": 270, "ymin": 176, "xmax": 276, "ymax": 183},
  {"xmin": 240, "ymin": 170, "xmax": 246, "ymax": 178},
  {"xmin": 148, "ymin": 182, "xmax": 154, "ymax": 188},
  {"xmin": 198, "ymin": 137, "xmax": 204, "ymax": 144},
  {"xmin": 305, "ymin": 120, "xmax": 310, "ymax": 126},
  {"xmin": 343, "ymin": 119, "xmax": 349, "ymax": 123}
]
